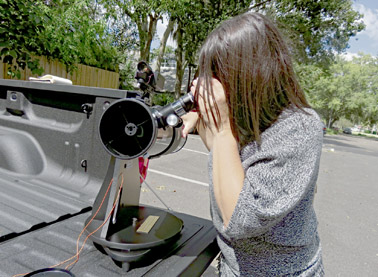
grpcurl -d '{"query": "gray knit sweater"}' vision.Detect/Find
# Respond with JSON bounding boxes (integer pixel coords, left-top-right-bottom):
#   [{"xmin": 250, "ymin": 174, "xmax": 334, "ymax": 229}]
[{"xmin": 208, "ymin": 107, "xmax": 324, "ymax": 276}]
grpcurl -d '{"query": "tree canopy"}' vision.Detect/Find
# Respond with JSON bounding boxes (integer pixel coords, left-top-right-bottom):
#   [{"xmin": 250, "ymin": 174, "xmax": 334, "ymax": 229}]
[
  {"xmin": 2, "ymin": 0, "xmax": 376, "ymax": 129},
  {"xmin": 296, "ymin": 54, "xmax": 378, "ymax": 128},
  {"xmin": 1, "ymin": 1, "xmax": 365, "ymax": 78},
  {"xmin": 265, "ymin": 0, "xmax": 365, "ymax": 66},
  {"xmin": 0, "ymin": 0, "xmax": 119, "ymax": 78}
]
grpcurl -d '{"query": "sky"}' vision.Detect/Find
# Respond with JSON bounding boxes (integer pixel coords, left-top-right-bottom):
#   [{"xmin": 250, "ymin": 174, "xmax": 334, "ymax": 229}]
[{"xmin": 347, "ymin": 0, "xmax": 378, "ymax": 56}]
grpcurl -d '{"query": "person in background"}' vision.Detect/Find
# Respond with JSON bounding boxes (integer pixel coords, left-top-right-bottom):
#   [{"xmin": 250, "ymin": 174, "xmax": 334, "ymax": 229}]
[{"xmin": 182, "ymin": 12, "xmax": 324, "ymax": 276}]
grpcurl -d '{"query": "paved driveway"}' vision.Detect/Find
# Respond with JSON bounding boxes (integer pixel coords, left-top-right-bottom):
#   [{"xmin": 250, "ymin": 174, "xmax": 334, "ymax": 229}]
[
  {"xmin": 317, "ymin": 134, "xmax": 378, "ymax": 276},
  {"xmin": 141, "ymin": 134, "xmax": 378, "ymax": 276}
]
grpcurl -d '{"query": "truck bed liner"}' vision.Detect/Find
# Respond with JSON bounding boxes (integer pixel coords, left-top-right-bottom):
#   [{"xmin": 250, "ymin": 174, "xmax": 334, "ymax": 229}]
[
  {"xmin": 0, "ymin": 176, "xmax": 90, "ymax": 238},
  {"xmin": 1, "ymin": 211, "xmax": 217, "ymax": 276}
]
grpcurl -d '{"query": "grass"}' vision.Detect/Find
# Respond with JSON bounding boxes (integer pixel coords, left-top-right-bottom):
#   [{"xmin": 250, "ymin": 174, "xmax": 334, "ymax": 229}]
[
  {"xmin": 355, "ymin": 132, "xmax": 378, "ymax": 139},
  {"xmin": 325, "ymin": 129, "xmax": 378, "ymax": 139}
]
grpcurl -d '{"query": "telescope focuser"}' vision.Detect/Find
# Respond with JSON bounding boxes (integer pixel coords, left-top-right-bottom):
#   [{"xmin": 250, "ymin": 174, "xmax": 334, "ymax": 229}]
[{"xmin": 154, "ymin": 92, "xmax": 195, "ymax": 128}]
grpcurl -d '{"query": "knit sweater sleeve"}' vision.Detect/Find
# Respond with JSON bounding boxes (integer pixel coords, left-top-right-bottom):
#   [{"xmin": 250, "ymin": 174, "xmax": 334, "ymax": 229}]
[{"xmin": 223, "ymin": 109, "xmax": 323, "ymax": 239}]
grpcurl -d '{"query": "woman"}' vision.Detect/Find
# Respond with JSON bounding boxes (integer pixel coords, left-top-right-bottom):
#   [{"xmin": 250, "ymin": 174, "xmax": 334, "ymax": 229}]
[{"xmin": 182, "ymin": 12, "xmax": 324, "ymax": 276}]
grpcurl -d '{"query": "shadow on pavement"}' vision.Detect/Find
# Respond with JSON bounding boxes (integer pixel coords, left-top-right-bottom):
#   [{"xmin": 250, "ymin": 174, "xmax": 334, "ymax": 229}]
[
  {"xmin": 323, "ymin": 136, "xmax": 362, "ymax": 150},
  {"xmin": 323, "ymin": 134, "xmax": 378, "ymax": 157}
]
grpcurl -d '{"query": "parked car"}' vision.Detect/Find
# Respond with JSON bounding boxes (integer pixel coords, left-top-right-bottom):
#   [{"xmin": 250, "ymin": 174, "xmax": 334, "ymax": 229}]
[{"xmin": 343, "ymin": 127, "xmax": 352, "ymax": 134}]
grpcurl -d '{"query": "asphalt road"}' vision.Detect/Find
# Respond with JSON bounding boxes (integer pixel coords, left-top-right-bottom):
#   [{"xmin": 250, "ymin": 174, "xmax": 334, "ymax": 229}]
[{"xmin": 140, "ymin": 134, "xmax": 378, "ymax": 276}]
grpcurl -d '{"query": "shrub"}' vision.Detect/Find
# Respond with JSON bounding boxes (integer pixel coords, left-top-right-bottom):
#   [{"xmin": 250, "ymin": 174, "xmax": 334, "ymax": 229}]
[
  {"xmin": 0, "ymin": 0, "xmax": 120, "ymax": 77},
  {"xmin": 152, "ymin": 92, "xmax": 175, "ymax": 106}
]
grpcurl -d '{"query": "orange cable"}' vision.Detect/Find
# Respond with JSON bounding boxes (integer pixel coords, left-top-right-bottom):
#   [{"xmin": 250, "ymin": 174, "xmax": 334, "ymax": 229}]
[
  {"xmin": 51, "ymin": 177, "xmax": 117, "ymax": 270},
  {"xmin": 65, "ymin": 177, "xmax": 123, "ymax": 270},
  {"xmin": 65, "ymin": 174, "xmax": 124, "ymax": 270},
  {"xmin": 12, "ymin": 176, "xmax": 118, "ymax": 277}
]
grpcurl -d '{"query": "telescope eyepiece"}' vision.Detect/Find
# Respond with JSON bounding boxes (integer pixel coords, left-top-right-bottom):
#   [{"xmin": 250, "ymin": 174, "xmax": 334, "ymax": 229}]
[{"xmin": 155, "ymin": 92, "xmax": 195, "ymax": 128}]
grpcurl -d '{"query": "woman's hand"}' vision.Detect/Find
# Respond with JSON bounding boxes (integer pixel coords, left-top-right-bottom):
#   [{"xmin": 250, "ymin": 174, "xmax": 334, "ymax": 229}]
[
  {"xmin": 189, "ymin": 78, "xmax": 234, "ymax": 152},
  {"xmin": 182, "ymin": 78, "xmax": 232, "ymax": 150},
  {"xmin": 181, "ymin": 112, "xmax": 198, "ymax": 138},
  {"xmin": 191, "ymin": 78, "xmax": 231, "ymax": 136}
]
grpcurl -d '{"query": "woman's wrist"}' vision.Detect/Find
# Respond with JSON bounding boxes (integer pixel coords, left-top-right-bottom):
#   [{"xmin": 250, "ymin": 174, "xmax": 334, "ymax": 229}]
[
  {"xmin": 212, "ymin": 128, "xmax": 237, "ymax": 148},
  {"xmin": 212, "ymin": 121, "xmax": 233, "ymax": 138}
]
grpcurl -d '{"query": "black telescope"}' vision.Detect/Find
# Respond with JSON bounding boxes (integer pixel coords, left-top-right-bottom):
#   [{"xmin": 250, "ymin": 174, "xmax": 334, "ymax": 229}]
[{"xmin": 98, "ymin": 85, "xmax": 195, "ymax": 160}]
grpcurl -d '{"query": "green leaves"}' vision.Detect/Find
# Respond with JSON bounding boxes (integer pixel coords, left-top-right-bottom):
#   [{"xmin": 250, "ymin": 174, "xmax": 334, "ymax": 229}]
[
  {"xmin": 267, "ymin": 0, "xmax": 365, "ymax": 66},
  {"xmin": 0, "ymin": 0, "xmax": 46, "ymax": 77},
  {"xmin": 296, "ymin": 54, "xmax": 378, "ymax": 127},
  {"xmin": 1, "ymin": 0, "xmax": 367, "ymax": 95},
  {"xmin": 0, "ymin": 0, "xmax": 120, "ymax": 77},
  {"xmin": 39, "ymin": 0, "xmax": 120, "ymax": 72}
]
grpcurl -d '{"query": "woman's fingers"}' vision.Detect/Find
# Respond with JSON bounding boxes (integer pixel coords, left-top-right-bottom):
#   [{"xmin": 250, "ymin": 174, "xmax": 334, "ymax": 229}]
[
  {"xmin": 192, "ymin": 78, "xmax": 227, "ymax": 116},
  {"xmin": 189, "ymin": 78, "xmax": 231, "ymax": 134},
  {"xmin": 181, "ymin": 112, "xmax": 199, "ymax": 138}
]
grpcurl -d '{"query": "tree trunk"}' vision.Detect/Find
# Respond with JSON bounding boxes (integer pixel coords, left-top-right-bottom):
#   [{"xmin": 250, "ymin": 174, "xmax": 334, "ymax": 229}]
[
  {"xmin": 137, "ymin": 15, "xmax": 148, "ymax": 61},
  {"xmin": 330, "ymin": 118, "xmax": 338, "ymax": 129},
  {"xmin": 137, "ymin": 13, "xmax": 159, "ymax": 63},
  {"xmin": 186, "ymin": 65, "xmax": 192, "ymax": 93},
  {"xmin": 174, "ymin": 26, "xmax": 184, "ymax": 99},
  {"xmin": 327, "ymin": 110, "xmax": 333, "ymax": 128},
  {"xmin": 155, "ymin": 18, "xmax": 174, "ymax": 73}
]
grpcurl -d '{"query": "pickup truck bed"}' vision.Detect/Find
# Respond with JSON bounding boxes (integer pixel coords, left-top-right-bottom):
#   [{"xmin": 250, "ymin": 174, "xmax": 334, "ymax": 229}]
[{"xmin": 0, "ymin": 79, "xmax": 218, "ymax": 277}]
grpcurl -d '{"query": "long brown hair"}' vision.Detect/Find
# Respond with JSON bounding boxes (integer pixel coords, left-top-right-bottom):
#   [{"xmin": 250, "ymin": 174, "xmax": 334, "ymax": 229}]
[{"xmin": 195, "ymin": 12, "xmax": 310, "ymax": 147}]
